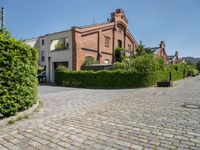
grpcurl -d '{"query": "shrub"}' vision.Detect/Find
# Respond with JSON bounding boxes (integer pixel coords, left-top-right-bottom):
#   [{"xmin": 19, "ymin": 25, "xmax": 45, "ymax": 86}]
[
  {"xmin": 0, "ymin": 31, "xmax": 38, "ymax": 118},
  {"xmin": 54, "ymin": 43, "xmax": 66, "ymax": 50},
  {"xmin": 83, "ymin": 56, "xmax": 98, "ymax": 65},
  {"xmin": 55, "ymin": 66, "xmax": 157, "ymax": 88},
  {"xmin": 115, "ymin": 47, "xmax": 124, "ymax": 62},
  {"xmin": 114, "ymin": 54, "xmax": 161, "ymax": 73},
  {"xmin": 197, "ymin": 60, "xmax": 200, "ymax": 72}
]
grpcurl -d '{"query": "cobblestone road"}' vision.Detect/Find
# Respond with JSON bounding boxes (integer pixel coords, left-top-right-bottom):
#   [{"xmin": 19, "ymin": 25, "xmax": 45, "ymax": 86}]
[{"xmin": 0, "ymin": 76, "xmax": 200, "ymax": 150}]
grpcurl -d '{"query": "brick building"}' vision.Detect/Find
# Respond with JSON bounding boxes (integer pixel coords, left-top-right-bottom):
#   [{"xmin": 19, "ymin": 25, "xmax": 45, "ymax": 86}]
[
  {"xmin": 24, "ymin": 9, "xmax": 138, "ymax": 82},
  {"xmin": 148, "ymin": 41, "xmax": 169, "ymax": 64},
  {"xmin": 168, "ymin": 51, "xmax": 180, "ymax": 64}
]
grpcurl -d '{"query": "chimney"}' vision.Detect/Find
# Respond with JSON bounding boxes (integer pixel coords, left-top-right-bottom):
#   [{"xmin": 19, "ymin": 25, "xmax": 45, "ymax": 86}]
[
  {"xmin": 160, "ymin": 41, "xmax": 165, "ymax": 49},
  {"xmin": 110, "ymin": 8, "xmax": 127, "ymax": 23},
  {"xmin": 175, "ymin": 51, "xmax": 179, "ymax": 57}
]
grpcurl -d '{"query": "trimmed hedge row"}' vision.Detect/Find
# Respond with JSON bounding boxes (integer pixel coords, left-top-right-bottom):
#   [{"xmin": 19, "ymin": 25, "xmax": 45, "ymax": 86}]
[
  {"xmin": 55, "ymin": 61, "xmax": 199, "ymax": 88},
  {"xmin": 0, "ymin": 33, "xmax": 38, "ymax": 118},
  {"xmin": 56, "ymin": 66, "xmax": 159, "ymax": 88}
]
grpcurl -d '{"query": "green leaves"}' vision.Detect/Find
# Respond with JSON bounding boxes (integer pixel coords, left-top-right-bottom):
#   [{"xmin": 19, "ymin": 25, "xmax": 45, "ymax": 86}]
[
  {"xmin": 55, "ymin": 66, "xmax": 156, "ymax": 88},
  {"xmin": 0, "ymin": 31, "xmax": 38, "ymax": 118}
]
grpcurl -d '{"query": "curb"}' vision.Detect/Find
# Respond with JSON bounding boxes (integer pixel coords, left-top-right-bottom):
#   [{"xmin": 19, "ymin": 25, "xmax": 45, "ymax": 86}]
[{"xmin": 0, "ymin": 99, "xmax": 40, "ymax": 127}]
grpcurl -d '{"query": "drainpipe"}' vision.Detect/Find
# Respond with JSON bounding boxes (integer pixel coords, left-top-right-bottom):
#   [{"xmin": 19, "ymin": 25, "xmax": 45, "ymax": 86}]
[{"xmin": 48, "ymin": 56, "xmax": 51, "ymax": 83}]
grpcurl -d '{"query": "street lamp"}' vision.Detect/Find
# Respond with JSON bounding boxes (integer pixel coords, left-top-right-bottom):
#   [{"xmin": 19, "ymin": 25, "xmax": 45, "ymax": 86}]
[{"xmin": 0, "ymin": 7, "xmax": 4, "ymax": 29}]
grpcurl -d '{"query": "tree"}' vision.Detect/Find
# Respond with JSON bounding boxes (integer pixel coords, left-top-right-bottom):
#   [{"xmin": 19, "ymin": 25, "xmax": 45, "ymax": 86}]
[
  {"xmin": 135, "ymin": 42, "xmax": 153, "ymax": 57},
  {"xmin": 197, "ymin": 60, "xmax": 200, "ymax": 72},
  {"xmin": 115, "ymin": 47, "xmax": 124, "ymax": 62},
  {"xmin": 83, "ymin": 56, "xmax": 98, "ymax": 65},
  {"xmin": 135, "ymin": 43, "xmax": 145, "ymax": 56},
  {"xmin": 0, "ymin": 29, "xmax": 38, "ymax": 118}
]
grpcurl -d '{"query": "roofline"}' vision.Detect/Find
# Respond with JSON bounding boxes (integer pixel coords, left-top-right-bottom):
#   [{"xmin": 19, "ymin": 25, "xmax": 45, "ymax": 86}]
[
  {"xmin": 23, "ymin": 29, "xmax": 71, "ymax": 41},
  {"xmin": 43, "ymin": 29, "xmax": 71, "ymax": 37},
  {"xmin": 127, "ymin": 30, "xmax": 138, "ymax": 46},
  {"xmin": 77, "ymin": 21, "xmax": 111, "ymax": 29},
  {"xmin": 23, "ymin": 37, "xmax": 39, "ymax": 42}
]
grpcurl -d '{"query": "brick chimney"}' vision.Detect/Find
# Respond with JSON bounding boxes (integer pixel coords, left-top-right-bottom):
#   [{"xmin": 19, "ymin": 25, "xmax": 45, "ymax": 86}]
[
  {"xmin": 160, "ymin": 41, "xmax": 165, "ymax": 49},
  {"xmin": 175, "ymin": 51, "xmax": 179, "ymax": 57},
  {"xmin": 110, "ymin": 8, "xmax": 128, "ymax": 24}
]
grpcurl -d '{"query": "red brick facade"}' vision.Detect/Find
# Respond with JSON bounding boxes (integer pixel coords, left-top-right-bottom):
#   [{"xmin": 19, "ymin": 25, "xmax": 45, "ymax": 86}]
[
  {"xmin": 154, "ymin": 41, "xmax": 169, "ymax": 64},
  {"xmin": 72, "ymin": 9, "xmax": 137, "ymax": 70}
]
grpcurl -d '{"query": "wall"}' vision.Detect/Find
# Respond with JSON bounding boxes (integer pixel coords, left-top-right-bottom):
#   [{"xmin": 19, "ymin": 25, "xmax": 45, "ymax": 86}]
[{"xmin": 45, "ymin": 30, "xmax": 73, "ymax": 82}]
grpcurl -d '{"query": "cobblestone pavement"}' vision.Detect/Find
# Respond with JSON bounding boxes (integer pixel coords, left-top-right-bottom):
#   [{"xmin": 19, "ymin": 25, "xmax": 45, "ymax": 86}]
[{"xmin": 0, "ymin": 76, "xmax": 200, "ymax": 150}]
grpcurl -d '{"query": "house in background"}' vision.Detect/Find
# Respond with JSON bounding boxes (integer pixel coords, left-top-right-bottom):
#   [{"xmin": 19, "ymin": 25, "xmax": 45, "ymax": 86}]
[
  {"xmin": 148, "ymin": 41, "xmax": 169, "ymax": 64},
  {"xmin": 168, "ymin": 51, "xmax": 180, "ymax": 64},
  {"xmin": 24, "ymin": 9, "xmax": 138, "ymax": 82}
]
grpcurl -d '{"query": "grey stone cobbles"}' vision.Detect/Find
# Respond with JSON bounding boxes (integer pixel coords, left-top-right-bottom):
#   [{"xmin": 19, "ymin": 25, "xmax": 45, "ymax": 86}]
[{"xmin": 0, "ymin": 76, "xmax": 200, "ymax": 149}]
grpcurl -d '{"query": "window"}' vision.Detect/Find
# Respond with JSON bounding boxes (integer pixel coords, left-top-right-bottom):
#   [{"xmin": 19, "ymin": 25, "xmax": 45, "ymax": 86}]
[
  {"xmin": 118, "ymin": 40, "xmax": 122, "ymax": 48},
  {"xmin": 118, "ymin": 24, "xmax": 125, "ymax": 34},
  {"xmin": 128, "ymin": 44, "xmax": 132, "ymax": 50},
  {"xmin": 105, "ymin": 36, "xmax": 110, "ymax": 47},
  {"xmin": 54, "ymin": 62, "xmax": 69, "ymax": 69},
  {"xmin": 41, "ymin": 51, "xmax": 45, "ymax": 62},
  {"xmin": 41, "ymin": 39, "xmax": 45, "ymax": 46},
  {"xmin": 104, "ymin": 59, "xmax": 110, "ymax": 64},
  {"xmin": 84, "ymin": 56, "xmax": 96, "ymax": 65},
  {"xmin": 65, "ymin": 38, "xmax": 69, "ymax": 50},
  {"xmin": 51, "ymin": 38, "xmax": 69, "ymax": 51}
]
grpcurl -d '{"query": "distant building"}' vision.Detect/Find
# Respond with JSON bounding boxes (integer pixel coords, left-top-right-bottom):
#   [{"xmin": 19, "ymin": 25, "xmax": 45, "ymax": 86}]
[
  {"xmin": 24, "ymin": 9, "xmax": 138, "ymax": 82},
  {"xmin": 147, "ymin": 41, "xmax": 169, "ymax": 64},
  {"xmin": 168, "ymin": 51, "xmax": 180, "ymax": 64},
  {"xmin": 180, "ymin": 57, "xmax": 186, "ymax": 64}
]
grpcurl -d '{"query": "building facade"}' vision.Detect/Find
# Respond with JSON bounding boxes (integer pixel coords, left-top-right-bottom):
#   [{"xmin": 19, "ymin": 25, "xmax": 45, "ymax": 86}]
[
  {"xmin": 24, "ymin": 9, "xmax": 138, "ymax": 82},
  {"xmin": 168, "ymin": 51, "xmax": 180, "ymax": 64},
  {"xmin": 148, "ymin": 41, "xmax": 169, "ymax": 64}
]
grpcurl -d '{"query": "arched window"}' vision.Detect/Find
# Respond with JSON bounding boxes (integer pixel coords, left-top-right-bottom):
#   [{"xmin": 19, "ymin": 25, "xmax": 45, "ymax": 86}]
[
  {"xmin": 104, "ymin": 59, "xmax": 110, "ymax": 64},
  {"xmin": 117, "ymin": 24, "xmax": 126, "ymax": 34},
  {"xmin": 84, "ymin": 56, "xmax": 97, "ymax": 65}
]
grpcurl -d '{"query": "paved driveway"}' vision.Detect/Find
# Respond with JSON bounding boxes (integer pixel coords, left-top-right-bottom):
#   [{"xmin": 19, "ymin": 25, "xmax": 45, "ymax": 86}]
[{"xmin": 0, "ymin": 76, "xmax": 200, "ymax": 149}]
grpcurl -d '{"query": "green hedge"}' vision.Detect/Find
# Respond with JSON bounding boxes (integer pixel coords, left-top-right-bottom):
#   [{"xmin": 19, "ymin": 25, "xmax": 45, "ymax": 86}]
[
  {"xmin": 55, "ymin": 60, "xmax": 199, "ymax": 89},
  {"xmin": 56, "ymin": 66, "xmax": 159, "ymax": 88},
  {"xmin": 0, "ymin": 33, "xmax": 38, "ymax": 118}
]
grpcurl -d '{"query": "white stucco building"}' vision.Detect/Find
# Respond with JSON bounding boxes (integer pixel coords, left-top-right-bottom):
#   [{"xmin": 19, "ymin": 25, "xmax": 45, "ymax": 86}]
[{"xmin": 24, "ymin": 30, "xmax": 73, "ymax": 82}]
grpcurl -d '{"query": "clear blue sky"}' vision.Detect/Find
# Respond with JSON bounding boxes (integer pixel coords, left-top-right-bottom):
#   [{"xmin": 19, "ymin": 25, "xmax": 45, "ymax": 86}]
[{"xmin": 1, "ymin": 0, "xmax": 200, "ymax": 57}]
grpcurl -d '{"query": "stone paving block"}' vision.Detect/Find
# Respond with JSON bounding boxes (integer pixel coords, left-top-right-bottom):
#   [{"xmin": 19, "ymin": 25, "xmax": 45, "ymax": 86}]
[
  {"xmin": 163, "ymin": 133, "xmax": 174, "ymax": 138},
  {"xmin": 1, "ymin": 77, "xmax": 200, "ymax": 149},
  {"xmin": 116, "ymin": 140, "xmax": 131, "ymax": 147},
  {"xmin": 0, "ymin": 145, "xmax": 8, "ymax": 150},
  {"xmin": 131, "ymin": 144, "xmax": 143, "ymax": 150},
  {"xmin": 57, "ymin": 141, "xmax": 71, "ymax": 148}
]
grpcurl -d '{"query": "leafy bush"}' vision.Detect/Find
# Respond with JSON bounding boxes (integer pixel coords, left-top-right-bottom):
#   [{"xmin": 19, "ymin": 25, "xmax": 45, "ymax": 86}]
[
  {"xmin": 55, "ymin": 43, "xmax": 66, "ymax": 50},
  {"xmin": 114, "ymin": 54, "xmax": 162, "ymax": 73},
  {"xmin": 38, "ymin": 65, "xmax": 45, "ymax": 73},
  {"xmin": 55, "ymin": 66, "xmax": 157, "ymax": 88},
  {"xmin": 115, "ymin": 47, "xmax": 124, "ymax": 62},
  {"xmin": 197, "ymin": 61, "xmax": 200, "ymax": 72},
  {"xmin": 55, "ymin": 52, "xmax": 199, "ymax": 89},
  {"xmin": 83, "ymin": 56, "xmax": 98, "ymax": 65},
  {"xmin": 187, "ymin": 67, "xmax": 199, "ymax": 76},
  {"xmin": 0, "ymin": 31, "xmax": 38, "ymax": 118}
]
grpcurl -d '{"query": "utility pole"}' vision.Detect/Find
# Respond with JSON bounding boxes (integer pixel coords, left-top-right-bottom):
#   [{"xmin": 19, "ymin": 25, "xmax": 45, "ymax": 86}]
[{"xmin": 0, "ymin": 7, "xmax": 4, "ymax": 29}]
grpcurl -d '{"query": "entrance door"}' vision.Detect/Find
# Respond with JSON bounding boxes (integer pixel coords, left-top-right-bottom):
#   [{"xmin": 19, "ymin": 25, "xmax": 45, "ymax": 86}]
[
  {"xmin": 53, "ymin": 61, "xmax": 69, "ymax": 82},
  {"xmin": 54, "ymin": 62, "xmax": 69, "ymax": 70}
]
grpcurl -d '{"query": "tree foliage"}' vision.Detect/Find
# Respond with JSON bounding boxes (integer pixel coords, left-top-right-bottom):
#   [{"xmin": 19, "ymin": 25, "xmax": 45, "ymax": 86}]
[
  {"xmin": 83, "ymin": 56, "xmax": 98, "ymax": 65},
  {"xmin": 115, "ymin": 47, "xmax": 124, "ymax": 62},
  {"xmin": 197, "ymin": 60, "xmax": 200, "ymax": 72},
  {"xmin": 0, "ymin": 30, "xmax": 38, "ymax": 118}
]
